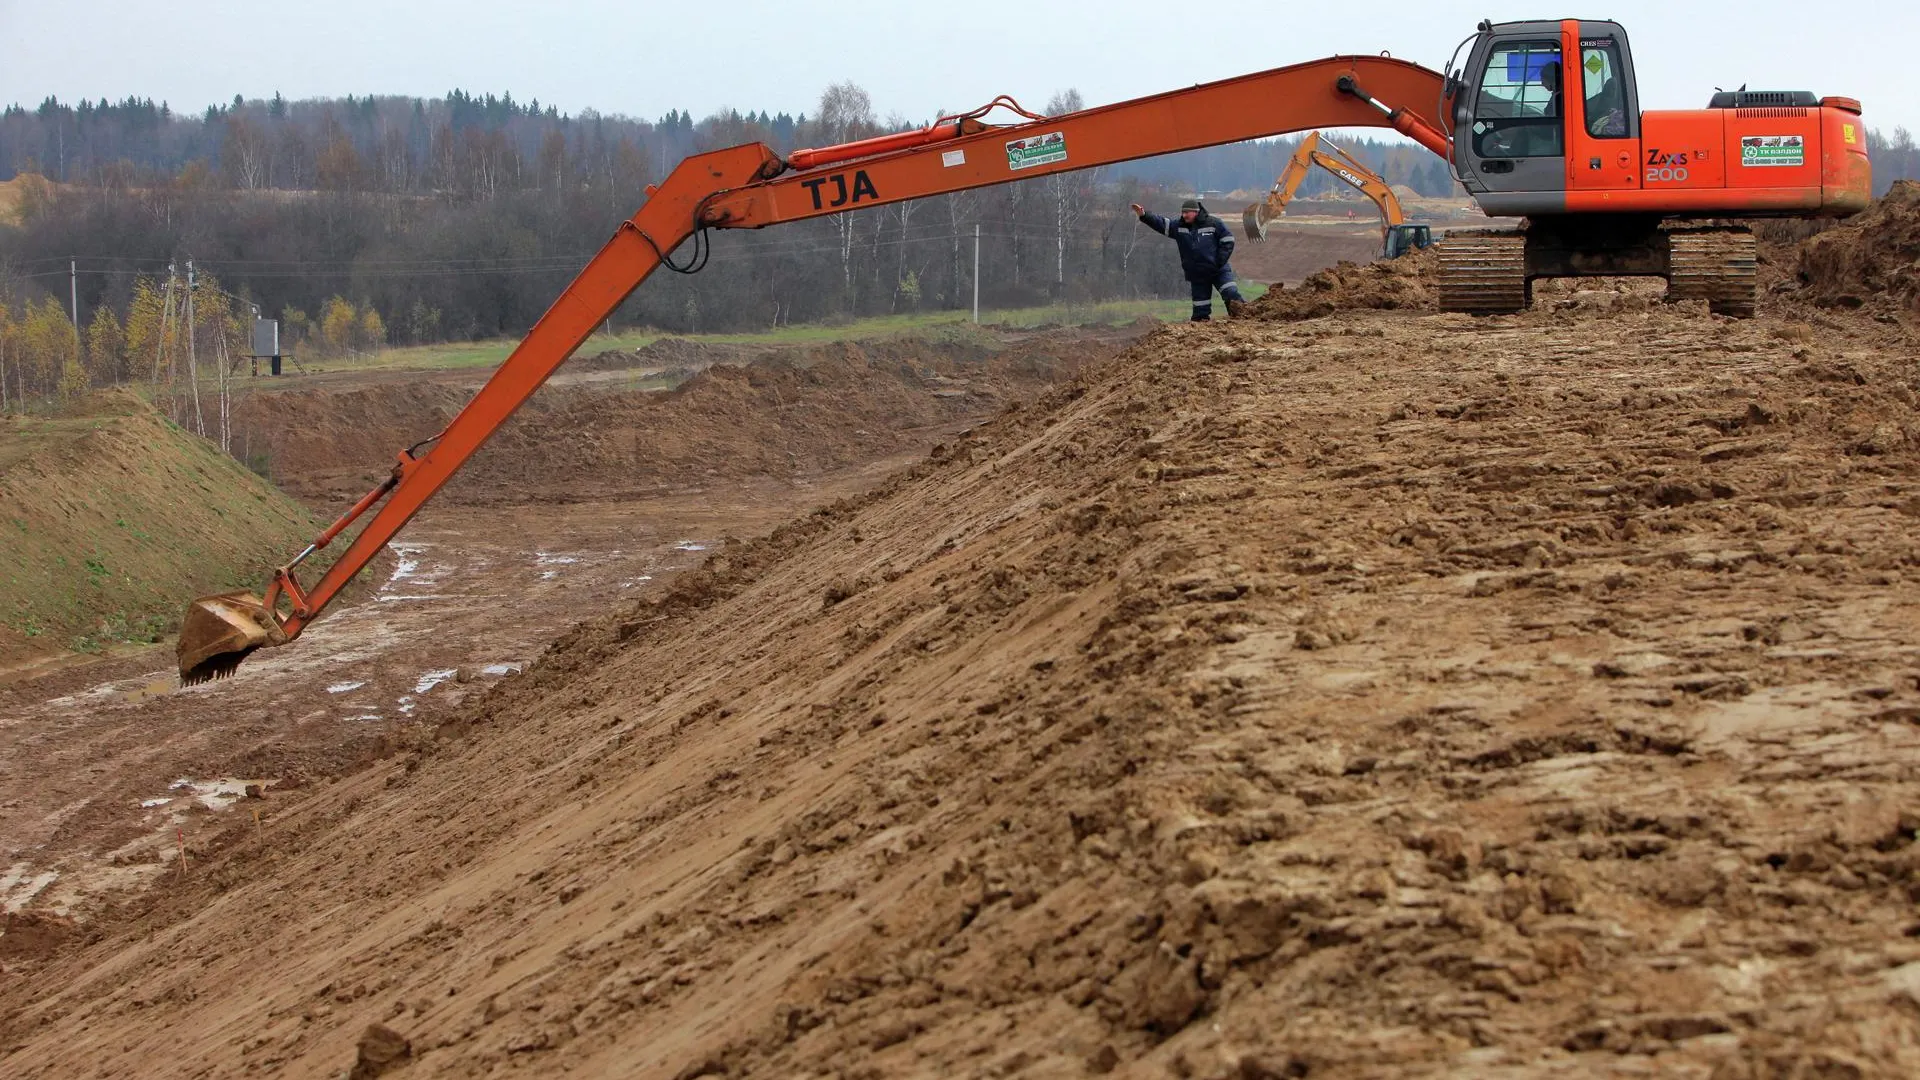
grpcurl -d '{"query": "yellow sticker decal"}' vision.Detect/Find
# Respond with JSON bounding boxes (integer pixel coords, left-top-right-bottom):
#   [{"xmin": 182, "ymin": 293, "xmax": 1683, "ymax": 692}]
[
  {"xmin": 1585, "ymin": 54, "xmax": 1605, "ymax": 75},
  {"xmin": 1843, "ymin": 123, "xmax": 1857, "ymax": 145}
]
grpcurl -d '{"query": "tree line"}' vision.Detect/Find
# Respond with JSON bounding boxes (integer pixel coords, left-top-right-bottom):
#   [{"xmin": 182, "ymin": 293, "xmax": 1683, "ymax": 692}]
[
  {"xmin": 0, "ymin": 83, "xmax": 1466, "ymax": 391},
  {"xmin": 0, "ymin": 88, "xmax": 1459, "ymax": 200}
]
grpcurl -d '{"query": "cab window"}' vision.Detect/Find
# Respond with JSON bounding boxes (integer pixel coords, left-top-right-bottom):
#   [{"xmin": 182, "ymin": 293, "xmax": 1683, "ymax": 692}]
[
  {"xmin": 1473, "ymin": 41, "xmax": 1564, "ymax": 158},
  {"xmin": 1580, "ymin": 39, "xmax": 1629, "ymax": 138}
]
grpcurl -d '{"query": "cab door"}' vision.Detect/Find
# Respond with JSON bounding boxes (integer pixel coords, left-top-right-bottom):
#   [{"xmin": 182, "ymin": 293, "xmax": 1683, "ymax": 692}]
[
  {"xmin": 1565, "ymin": 20, "xmax": 1642, "ymax": 193},
  {"xmin": 1454, "ymin": 20, "xmax": 1570, "ymax": 216}
]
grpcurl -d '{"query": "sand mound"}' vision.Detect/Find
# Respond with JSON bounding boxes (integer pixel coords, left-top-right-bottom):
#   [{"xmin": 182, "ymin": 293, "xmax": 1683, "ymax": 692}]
[
  {"xmin": 1795, "ymin": 180, "xmax": 1920, "ymax": 312},
  {"xmin": 1245, "ymin": 245, "xmax": 1436, "ymax": 321},
  {"xmin": 12, "ymin": 301, "xmax": 1920, "ymax": 1075}
]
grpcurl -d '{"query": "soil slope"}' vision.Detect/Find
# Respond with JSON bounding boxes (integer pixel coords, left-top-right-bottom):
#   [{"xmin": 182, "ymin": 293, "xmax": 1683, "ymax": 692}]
[
  {"xmin": 1796, "ymin": 179, "xmax": 1920, "ymax": 315},
  {"xmin": 4, "ymin": 274, "xmax": 1919, "ymax": 1076},
  {"xmin": 0, "ymin": 392, "xmax": 321, "ymax": 670},
  {"xmin": 233, "ymin": 328, "xmax": 1127, "ymax": 506}
]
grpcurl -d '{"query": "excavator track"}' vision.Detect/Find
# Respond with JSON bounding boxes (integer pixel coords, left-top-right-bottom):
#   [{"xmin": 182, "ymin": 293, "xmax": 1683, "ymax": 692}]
[
  {"xmin": 1437, "ymin": 232, "xmax": 1529, "ymax": 315},
  {"xmin": 1666, "ymin": 228, "xmax": 1758, "ymax": 318}
]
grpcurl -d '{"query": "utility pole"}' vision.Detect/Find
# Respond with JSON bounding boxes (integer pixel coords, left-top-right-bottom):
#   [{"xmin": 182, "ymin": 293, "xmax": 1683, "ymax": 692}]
[
  {"xmin": 70, "ymin": 258, "xmax": 79, "ymax": 354},
  {"xmin": 185, "ymin": 259, "xmax": 204, "ymax": 436},
  {"xmin": 972, "ymin": 223, "xmax": 981, "ymax": 324}
]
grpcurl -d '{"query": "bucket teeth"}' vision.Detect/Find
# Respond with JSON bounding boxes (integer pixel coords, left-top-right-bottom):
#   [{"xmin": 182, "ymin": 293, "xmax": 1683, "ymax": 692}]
[{"xmin": 177, "ymin": 591, "xmax": 283, "ymax": 685}]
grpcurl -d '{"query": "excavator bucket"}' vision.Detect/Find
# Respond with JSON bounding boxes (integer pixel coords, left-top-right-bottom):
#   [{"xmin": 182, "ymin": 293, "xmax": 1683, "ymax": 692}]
[
  {"xmin": 178, "ymin": 591, "xmax": 284, "ymax": 686},
  {"xmin": 1242, "ymin": 204, "xmax": 1270, "ymax": 241}
]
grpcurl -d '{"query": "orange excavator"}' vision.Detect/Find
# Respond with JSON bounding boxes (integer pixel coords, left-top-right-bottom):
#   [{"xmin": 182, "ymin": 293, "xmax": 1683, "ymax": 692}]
[
  {"xmin": 1241, "ymin": 131, "xmax": 1432, "ymax": 258},
  {"xmin": 178, "ymin": 17, "xmax": 1871, "ymax": 683}
]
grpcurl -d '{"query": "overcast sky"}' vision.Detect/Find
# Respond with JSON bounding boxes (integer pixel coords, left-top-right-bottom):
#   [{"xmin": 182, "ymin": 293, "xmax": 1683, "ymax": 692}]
[{"xmin": 3, "ymin": 1, "xmax": 1913, "ymax": 135}]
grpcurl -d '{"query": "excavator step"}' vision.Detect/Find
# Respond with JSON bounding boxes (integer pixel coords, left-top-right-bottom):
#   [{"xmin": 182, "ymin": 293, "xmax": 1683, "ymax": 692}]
[
  {"xmin": 1437, "ymin": 233, "xmax": 1528, "ymax": 315},
  {"xmin": 1667, "ymin": 229, "xmax": 1758, "ymax": 318}
]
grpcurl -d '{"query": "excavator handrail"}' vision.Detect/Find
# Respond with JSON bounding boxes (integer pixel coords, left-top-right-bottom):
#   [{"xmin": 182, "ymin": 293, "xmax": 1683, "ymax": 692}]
[{"xmin": 177, "ymin": 54, "xmax": 1451, "ymax": 683}]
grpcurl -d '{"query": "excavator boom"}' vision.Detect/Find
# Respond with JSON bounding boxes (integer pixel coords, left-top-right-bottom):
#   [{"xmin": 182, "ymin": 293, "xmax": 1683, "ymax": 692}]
[
  {"xmin": 177, "ymin": 55, "xmax": 1450, "ymax": 683},
  {"xmin": 179, "ymin": 21, "xmax": 1872, "ymax": 680}
]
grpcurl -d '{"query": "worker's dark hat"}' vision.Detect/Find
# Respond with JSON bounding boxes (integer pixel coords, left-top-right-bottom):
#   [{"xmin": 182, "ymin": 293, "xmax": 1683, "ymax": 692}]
[{"xmin": 1181, "ymin": 198, "xmax": 1203, "ymax": 212}]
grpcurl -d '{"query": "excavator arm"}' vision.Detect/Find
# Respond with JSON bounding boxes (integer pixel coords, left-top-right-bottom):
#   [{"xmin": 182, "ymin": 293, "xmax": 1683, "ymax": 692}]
[
  {"xmin": 1242, "ymin": 132, "xmax": 1325, "ymax": 240},
  {"xmin": 179, "ymin": 55, "xmax": 1449, "ymax": 683},
  {"xmin": 1243, "ymin": 133, "xmax": 1406, "ymax": 245},
  {"xmin": 1318, "ymin": 146, "xmax": 1407, "ymax": 233}
]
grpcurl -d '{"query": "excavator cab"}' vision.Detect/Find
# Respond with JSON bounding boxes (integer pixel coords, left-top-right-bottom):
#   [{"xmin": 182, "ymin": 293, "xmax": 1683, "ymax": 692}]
[
  {"xmin": 1449, "ymin": 18, "xmax": 1643, "ymax": 216},
  {"xmin": 1384, "ymin": 224, "xmax": 1432, "ymax": 259}
]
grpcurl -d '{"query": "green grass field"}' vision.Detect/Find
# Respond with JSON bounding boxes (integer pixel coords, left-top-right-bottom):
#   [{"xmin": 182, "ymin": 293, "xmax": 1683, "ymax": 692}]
[{"xmin": 316, "ymin": 286, "xmax": 1269, "ymax": 375}]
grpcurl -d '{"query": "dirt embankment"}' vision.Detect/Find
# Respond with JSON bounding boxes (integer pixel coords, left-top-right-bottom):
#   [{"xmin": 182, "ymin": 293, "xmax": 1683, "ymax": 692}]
[
  {"xmin": 1793, "ymin": 179, "xmax": 1920, "ymax": 314},
  {"xmin": 567, "ymin": 335, "xmax": 766, "ymax": 375},
  {"xmin": 0, "ymin": 391, "xmax": 321, "ymax": 671},
  {"xmin": 5, "ymin": 192, "xmax": 1920, "ymax": 1076},
  {"xmin": 233, "ymin": 328, "xmax": 1132, "ymax": 505}
]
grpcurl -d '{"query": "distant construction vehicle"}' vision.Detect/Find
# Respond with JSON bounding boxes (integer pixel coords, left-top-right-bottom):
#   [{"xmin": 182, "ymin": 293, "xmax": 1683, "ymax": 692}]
[
  {"xmin": 180, "ymin": 17, "xmax": 1871, "ymax": 683},
  {"xmin": 1242, "ymin": 131, "xmax": 1434, "ymax": 259}
]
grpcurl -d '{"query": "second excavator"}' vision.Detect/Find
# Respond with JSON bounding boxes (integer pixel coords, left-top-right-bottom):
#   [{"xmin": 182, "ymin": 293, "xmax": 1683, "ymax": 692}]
[
  {"xmin": 179, "ymin": 16, "xmax": 1870, "ymax": 684},
  {"xmin": 1242, "ymin": 131, "xmax": 1433, "ymax": 259}
]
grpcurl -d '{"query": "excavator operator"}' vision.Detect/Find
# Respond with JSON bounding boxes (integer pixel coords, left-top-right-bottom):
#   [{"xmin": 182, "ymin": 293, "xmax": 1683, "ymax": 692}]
[{"xmin": 1130, "ymin": 198, "xmax": 1250, "ymax": 320}]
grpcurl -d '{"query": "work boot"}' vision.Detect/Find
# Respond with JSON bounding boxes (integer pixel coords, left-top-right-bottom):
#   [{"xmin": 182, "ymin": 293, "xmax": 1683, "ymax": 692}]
[{"xmin": 1226, "ymin": 297, "xmax": 1251, "ymax": 319}]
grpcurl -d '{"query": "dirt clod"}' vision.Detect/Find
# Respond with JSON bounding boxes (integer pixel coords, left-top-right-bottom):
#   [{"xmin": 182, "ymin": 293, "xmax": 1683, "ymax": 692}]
[{"xmin": 348, "ymin": 1023, "xmax": 411, "ymax": 1079}]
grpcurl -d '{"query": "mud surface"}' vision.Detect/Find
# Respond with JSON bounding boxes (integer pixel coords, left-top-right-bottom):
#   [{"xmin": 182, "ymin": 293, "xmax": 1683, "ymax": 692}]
[
  {"xmin": 1246, "ymin": 245, "xmax": 1438, "ymax": 322},
  {"xmin": 0, "ymin": 485, "xmax": 881, "ymax": 923},
  {"xmin": 1, "ymin": 325, "xmax": 1132, "ymax": 936}
]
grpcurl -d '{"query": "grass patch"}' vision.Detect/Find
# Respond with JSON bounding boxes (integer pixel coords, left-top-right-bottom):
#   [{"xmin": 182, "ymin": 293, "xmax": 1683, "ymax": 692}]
[{"xmin": 310, "ymin": 287, "xmax": 1268, "ymax": 376}]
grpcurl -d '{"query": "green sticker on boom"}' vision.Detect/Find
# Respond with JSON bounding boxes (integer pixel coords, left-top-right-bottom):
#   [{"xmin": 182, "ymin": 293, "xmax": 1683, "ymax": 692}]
[
  {"xmin": 1006, "ymin": 131, "xmax": 1067, "ymax": 171},
  {"xmin": 1740, "ymin": 135, "xmax": 1804, "ymax": 167}
]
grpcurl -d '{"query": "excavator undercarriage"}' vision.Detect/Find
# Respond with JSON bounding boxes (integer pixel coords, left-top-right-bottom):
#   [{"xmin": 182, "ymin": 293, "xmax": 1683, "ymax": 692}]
[{"xmin": 1437, "ymin": 221, "xmax": 1758, "ymax": 316}]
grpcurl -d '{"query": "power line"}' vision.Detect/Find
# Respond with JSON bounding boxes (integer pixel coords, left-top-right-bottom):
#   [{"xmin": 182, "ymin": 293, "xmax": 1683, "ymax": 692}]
[
  {"xmin": 8, "ymin": 225, "xmax": 1044, "ymax": 283},
  {"xmin": 4, "ymin": 217, "xmax": 1047, "ymax": 274}
]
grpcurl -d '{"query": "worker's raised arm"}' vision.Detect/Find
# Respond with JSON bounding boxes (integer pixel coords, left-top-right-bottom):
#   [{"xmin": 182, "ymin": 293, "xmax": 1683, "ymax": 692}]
[{"xmin": 1139, "ymin": 209, "xmax": 1175, "ymax": 236}]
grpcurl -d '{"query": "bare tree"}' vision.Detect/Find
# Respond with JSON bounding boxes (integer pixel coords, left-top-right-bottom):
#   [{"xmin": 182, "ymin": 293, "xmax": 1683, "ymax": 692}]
[
  {"xmin": 221, "ymin": 114, "xmax": 270, "ymax": 189},
  {"xmin": 815, "ymin": 82, "xmax": 875, "ymax": 143},
  {"xmin": 1045, "ymin": 90, "xmax": 1087, "ymax": 294},
  {"xmin": 814, "ymin": 83, "xmax": 875, "ymax": 295}
]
